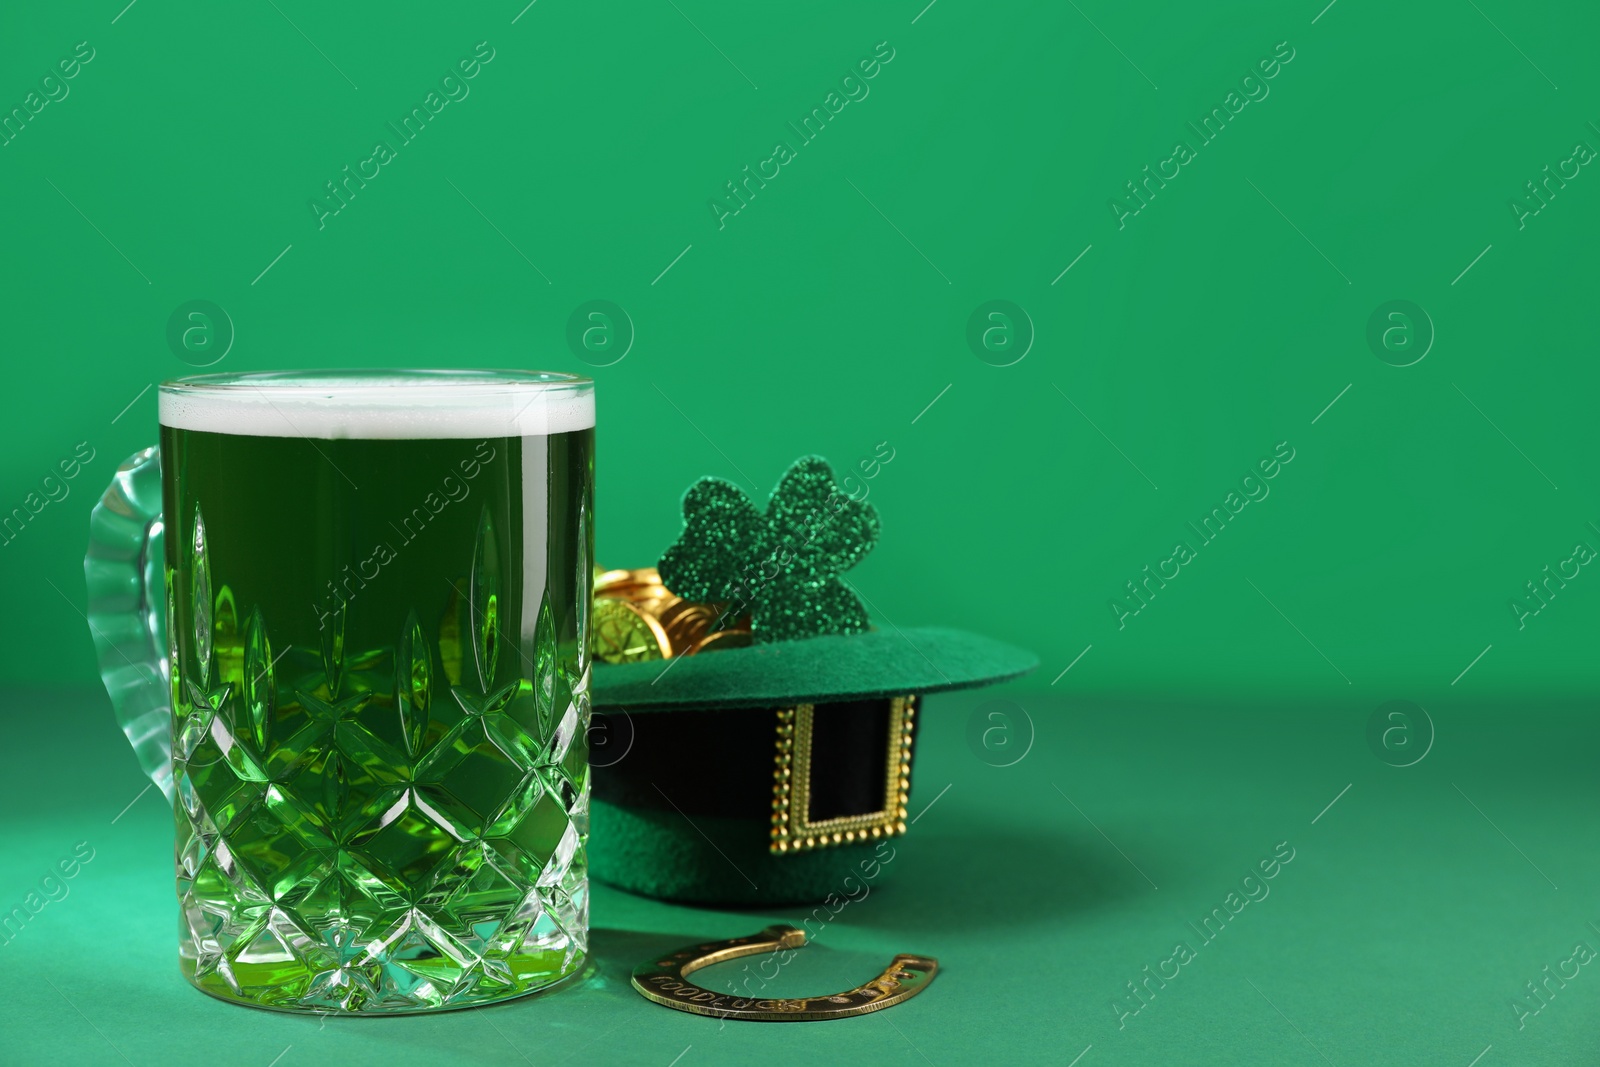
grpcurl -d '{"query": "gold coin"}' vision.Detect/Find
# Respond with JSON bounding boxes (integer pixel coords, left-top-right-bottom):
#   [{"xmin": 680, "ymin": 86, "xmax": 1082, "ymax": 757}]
[
  {"xmin": 591, "ymin": 599, "xmax": 670, "ymax": 664},
  {"xmin": 659, "ymin": 600, "xmax": 723, "ymax": 653},
  {"xmin": 657, "ymin": 599, "xmax": 713, "ymax": 627},
  {"xmin": 619, "ymin": 593, "xmax": 677, "ymax": 627},
  {"xmin": 685, "ymin": 628, "xmax": 753, "ymax": 656},
  {"xmin": 596, "ymin": 565, "xmax": 659, "ymax": 582},
  {"xmin": 599, "ymin": 566, "xmax": 660, "ymax": 590},
  {"xmin": 595, "ymin": 568, "xmax": 635, "ymax": 590},
  {"xmin": 601, "ymin": 579, "xmax": 671, "ymax": 601}
]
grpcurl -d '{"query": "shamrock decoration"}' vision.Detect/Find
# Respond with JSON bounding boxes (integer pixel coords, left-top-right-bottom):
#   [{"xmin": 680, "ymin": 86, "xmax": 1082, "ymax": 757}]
[{"xmin": 658, "ymin": 456, "xmax": 880, "ymax": 644}]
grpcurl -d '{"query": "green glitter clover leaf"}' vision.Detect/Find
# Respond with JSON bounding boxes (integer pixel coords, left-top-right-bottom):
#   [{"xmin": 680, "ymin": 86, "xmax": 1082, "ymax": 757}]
[{"xmin": 658, "ymin": 455, "xmax": 881, "ymax": 644}]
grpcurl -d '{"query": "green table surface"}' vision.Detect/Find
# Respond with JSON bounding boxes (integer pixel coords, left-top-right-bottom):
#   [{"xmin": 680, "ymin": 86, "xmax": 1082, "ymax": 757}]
[{"xmin": 0, "ymin": 684, "xmax": 1588, "ymax": 1066}]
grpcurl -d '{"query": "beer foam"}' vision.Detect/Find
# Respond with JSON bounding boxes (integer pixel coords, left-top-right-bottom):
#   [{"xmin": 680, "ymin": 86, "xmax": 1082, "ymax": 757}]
[{"xmin": 159, "ymin": 371, "xmax": 594, "ymax": 439}]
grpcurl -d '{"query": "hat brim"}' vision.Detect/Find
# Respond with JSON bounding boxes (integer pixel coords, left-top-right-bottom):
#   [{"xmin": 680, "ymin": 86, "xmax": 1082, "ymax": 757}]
[{"xmin": 590, "ymin": 626, "xmax": 1037, "ymax": 712}]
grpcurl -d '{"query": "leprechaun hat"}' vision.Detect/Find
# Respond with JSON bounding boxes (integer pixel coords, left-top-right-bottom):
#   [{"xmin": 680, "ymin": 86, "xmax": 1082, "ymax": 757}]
[{"xmin": 588, "ymin": 455, "xmax": 1036, "ymax": 906}]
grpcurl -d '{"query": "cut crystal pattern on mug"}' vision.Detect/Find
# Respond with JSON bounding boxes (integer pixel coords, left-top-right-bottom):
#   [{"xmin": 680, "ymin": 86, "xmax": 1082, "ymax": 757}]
[{"xmin": 172, "ymin": 508, "xmax": 588, "ymax": 1013}]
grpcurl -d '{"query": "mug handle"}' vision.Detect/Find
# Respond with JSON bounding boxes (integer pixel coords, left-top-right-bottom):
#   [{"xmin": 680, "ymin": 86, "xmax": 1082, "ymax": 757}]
[{"xmin": 84, "ymin": 446, "xmax": 174, "ymax": 800}]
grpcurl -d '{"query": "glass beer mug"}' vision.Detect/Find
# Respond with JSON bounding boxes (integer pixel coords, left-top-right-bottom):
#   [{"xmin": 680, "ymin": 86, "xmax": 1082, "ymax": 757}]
[{"xmin": 84, "ymin": 370, "xmax": 595, "ymax": 1013}]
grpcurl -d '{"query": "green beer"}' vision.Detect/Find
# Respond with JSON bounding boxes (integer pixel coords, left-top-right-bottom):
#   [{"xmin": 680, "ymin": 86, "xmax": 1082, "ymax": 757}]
[{"xmin": 155, "ymin": 371, "xmax": 593, "ymax": 1013}]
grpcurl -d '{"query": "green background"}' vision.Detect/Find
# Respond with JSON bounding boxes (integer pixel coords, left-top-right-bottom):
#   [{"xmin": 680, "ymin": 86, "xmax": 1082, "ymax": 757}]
[{"xmin": 0, "ymin": 0, "xmax": 1595, "ymax": 1062}]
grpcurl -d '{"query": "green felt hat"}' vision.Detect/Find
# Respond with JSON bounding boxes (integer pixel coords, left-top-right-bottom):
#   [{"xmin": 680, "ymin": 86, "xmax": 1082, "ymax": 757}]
[{"xmin": 588, "ymin": 456, "xmax": 1037, "ymax": 906}]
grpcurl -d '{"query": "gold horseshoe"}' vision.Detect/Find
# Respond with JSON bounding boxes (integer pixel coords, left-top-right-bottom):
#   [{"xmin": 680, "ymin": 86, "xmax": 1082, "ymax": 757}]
[{"xmin": 630, "ymin": 924, "xmax": 938, "ymax": 1022}]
